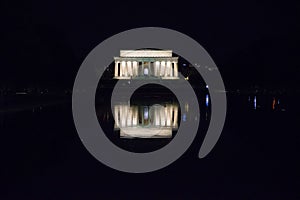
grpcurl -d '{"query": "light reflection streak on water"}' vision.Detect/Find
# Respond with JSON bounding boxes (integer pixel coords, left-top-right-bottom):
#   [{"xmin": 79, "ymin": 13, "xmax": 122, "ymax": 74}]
[{"xmin": 206, "ymin": 94, "xmax": 209, "ymax": 107}]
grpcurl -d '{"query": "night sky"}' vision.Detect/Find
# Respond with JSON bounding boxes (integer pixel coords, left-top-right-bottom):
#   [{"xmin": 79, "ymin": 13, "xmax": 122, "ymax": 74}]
[
  {"xmin": 1, "ymin": 0, "xmax": 299, "ymax": 89},
  {"xmin": 1, "ymin": 1, "xmax": 300, "ymax": 199}
]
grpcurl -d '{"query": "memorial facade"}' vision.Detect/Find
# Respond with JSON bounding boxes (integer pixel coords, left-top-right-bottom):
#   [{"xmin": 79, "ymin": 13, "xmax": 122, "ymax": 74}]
[{"xmin": 114, "ymin": 50, "xmax": 179, "ymax": 79}]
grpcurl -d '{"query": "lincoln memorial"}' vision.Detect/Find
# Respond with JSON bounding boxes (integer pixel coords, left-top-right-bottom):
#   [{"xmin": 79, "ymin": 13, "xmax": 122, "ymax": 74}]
[{"xmin": 114, "ymin": 50, "xmax": 179, "ymax": 79}]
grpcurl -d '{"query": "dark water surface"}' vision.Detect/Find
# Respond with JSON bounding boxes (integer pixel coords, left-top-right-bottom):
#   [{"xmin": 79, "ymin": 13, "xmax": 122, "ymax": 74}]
[{"xmin": 0, "ymin": 93, "xmax": 299, "ymax": 199}]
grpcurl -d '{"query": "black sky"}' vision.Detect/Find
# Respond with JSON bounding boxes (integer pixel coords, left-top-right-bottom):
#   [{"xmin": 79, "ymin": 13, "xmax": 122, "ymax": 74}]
[{"xmin": 1, "ymin": 0, "xmax": 299, "ymax": 89}]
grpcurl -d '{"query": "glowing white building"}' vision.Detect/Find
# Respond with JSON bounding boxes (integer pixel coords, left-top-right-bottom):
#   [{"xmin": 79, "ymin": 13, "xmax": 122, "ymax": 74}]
[{"xmin": 114, "ymin": 50, "xmax": 179, "ymax": 79}]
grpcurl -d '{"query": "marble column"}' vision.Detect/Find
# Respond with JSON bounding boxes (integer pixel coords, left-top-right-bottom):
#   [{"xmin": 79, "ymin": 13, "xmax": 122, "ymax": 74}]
[
  {"xmin": 166, "ymin": 61, "xmax": 171, "ymax": 77},
  {"xmin": 114, "ymin": 61, "xmax": 119, "ymax": 77},
  {"xmin": 127, "ymin": 61, "xmax": 132, "ymax": 77},
  {"xmin": 132, "ymin": 61, "xmax": 138, "ymax": 77},
  {"xmin": 148, "ymin": 62, "xmax": 152, "ymax": 76},
  {"xmin": 174, "ymin": 62, "xmax": 178, "ymax": 77},
  {"xmin": 160, "ymin": 61, "xmax": 165, "ymax": 77},
  {"xmin": 124, "ymin": 61, "xmax": 128, "ymax": 77},
  {"xmin": 120, "ymin": 61, "xmax": 125, "ymax": 77},
  {"xmin": 155, "ymin": 61, "xmax": 160, "ymax": 76}
]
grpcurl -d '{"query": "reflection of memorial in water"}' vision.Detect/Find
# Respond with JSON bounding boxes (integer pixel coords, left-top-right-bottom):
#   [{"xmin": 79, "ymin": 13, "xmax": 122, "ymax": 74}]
[{"xmin": 114, "ymin": 103, "xmax": 178, "ymax": 138}]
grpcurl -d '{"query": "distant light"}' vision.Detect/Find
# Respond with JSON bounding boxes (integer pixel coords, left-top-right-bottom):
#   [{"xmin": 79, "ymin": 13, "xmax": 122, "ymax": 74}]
[
  {"xmin": 254, "ymin": 96, "xmax": 257, "ymax": 109},
  {"xmin": 206, "ymin": 94, "xmax": 209, "ymax": 107},
  {"xmin": 183, "ymin": 63, "xmax": 186, "ymax": 66},
  {"xmin": 206, "ymin": 85, "xmax": 209, "ymax": 89},
  {"xmin": 182, "ymin": 113, "xmax": 187, "ymax": 122},
  {"xmin": 272, "ymin": 98, "xmax": 276, "ymax": 110},
  {"xmin": 184, "ymin": 77, "xmax": 189, "ymax": 80}
]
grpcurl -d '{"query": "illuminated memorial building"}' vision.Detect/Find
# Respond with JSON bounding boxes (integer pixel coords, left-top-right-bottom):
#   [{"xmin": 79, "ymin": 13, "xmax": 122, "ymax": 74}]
[
  {"xmin": 114, "ymin": 104, "xmax": 179, "ymax": 138},
  {"xmin": 112, "ymin": 50, "xmax": 180, "ymax": 138},
  {"xmin": 114, "ymin": 50, "xmax": 179, "ymax": 79}
]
